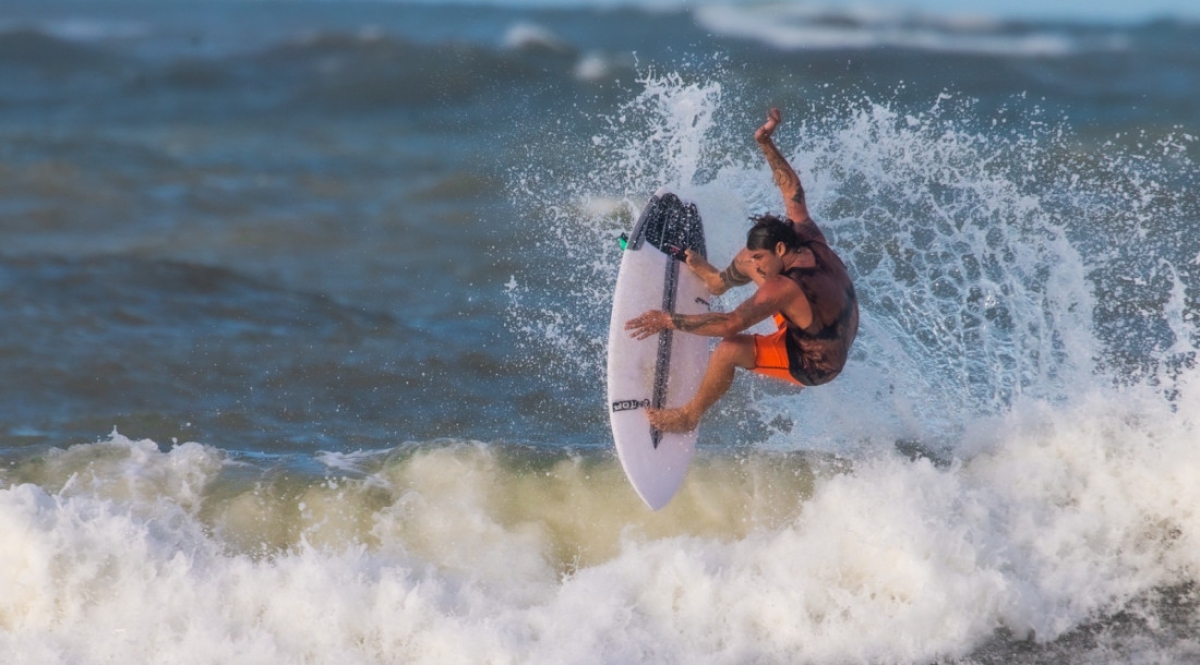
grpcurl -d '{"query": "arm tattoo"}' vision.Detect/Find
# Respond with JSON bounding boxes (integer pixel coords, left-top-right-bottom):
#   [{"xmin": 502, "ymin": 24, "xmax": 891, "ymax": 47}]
[
  {"xmin": 765, "ymin": 149, "xmax": 799, "ymax": 191},
  {"xmin": 760, "ymin": 138, "xmax": 807, "ymax": 206},
  {"xmin": 671, "ymin": 312, "xmax": 729, "ymax": 333},
  {"xmin": 720, "ymin": 262, "xmax": 752, "ymax": 289}
]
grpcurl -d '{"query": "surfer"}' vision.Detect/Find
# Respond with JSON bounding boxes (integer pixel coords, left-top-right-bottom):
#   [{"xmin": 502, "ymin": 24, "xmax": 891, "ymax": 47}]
[{"xmin": 625, "ymin": 107, "xmax": 859, "ymax": 433}]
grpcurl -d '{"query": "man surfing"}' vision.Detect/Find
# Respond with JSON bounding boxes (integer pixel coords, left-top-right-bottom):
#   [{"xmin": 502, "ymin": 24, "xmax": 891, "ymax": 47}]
[{"xmin": 625, "ymin": 107, "xmax": 859, "ymax": 433}]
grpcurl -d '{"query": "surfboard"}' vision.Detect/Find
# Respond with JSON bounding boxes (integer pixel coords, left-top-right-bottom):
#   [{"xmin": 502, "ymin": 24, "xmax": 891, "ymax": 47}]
[{"xmin": 607, "ymin": 190, "xmax": 711, "ymax": 510}]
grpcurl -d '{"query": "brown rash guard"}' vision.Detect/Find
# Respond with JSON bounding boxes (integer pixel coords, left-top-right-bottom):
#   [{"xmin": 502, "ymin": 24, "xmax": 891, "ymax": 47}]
[{"xmin": 780, "ymin": 219, "xmax": 859, "ymax": 386}]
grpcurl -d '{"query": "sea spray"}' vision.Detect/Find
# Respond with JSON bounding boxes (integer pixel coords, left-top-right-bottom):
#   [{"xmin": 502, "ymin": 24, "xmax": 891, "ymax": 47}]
[
  {"xmin": 506, "ymin": 71, "xmax": 1198, "ymax": 452},
  {"xmin": 504, "ymin": 72, "xmax": 731, "ymax": 401},
  {"xmin": 769, "ymin": 97, "xmax": 1099, "ymax": 449}
]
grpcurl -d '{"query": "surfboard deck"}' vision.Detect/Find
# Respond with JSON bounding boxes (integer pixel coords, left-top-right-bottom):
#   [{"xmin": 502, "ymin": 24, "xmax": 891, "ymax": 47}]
[{"xmin": 607, "ymin": 190, "xmax": 710, "ymax": 510}]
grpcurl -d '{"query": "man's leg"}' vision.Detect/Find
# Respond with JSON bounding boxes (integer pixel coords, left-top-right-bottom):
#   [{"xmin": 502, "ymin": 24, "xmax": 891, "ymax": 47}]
[{"xmin": 646, "ymin": 335, "xmax": 757, "ymax": 433}]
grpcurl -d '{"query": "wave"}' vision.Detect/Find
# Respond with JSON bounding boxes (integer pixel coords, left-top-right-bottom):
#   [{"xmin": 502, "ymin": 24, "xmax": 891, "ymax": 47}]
[
  {"xmin": 1, "ymin": 433, "xmax": 827, "ymax": 562},
  {"xmin": 4, "ymin": 378, "xmax": 1200, "ymax": 664},
  {"xmin": 3, "ymin": 7, "xmax": 1195, "ymax": 119},
  {"xmin": 487, "ymin": 67, "xmax": 1200, "ymax": 661},
  {"xmin": 502, "ymin": 21, "xmax": 577, "ymax": 55},
  {"xmin": 694, "ymin": 3, "xmax": 1129, "ymax": 56},
  {"xmin": 0, "ymin": 16, "xmax": 146, "ymax": 43},
  {"xmin": 0, "ymin": 28, "xmax": 122, "ymax": 74},
  {"xmin": 0, "ymin": 255, "xmax": 421, "ymax": 448},
  {"xmin": 0, "ymin": 24, "xmax": 623, "ymax": 113},
  {"xmin": 255, "ymin": 33, "xmax": 514, "ymax": 108},
  {"xmin": 257, "ymin": 26, "xmax": 634, "ymax": 106},
  {"xmin": 499, "ymin": 20, "xmax": 636, "ymax": 81}
]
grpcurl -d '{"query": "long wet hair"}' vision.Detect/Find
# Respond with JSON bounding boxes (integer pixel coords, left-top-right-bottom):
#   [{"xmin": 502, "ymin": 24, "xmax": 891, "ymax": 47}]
[{"xmin": 746, "ymin": 213, "xmax": 799, "ymax": 251}]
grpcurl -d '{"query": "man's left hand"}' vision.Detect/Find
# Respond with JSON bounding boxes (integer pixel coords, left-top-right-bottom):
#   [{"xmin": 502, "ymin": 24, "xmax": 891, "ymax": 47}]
[{"xmin": 755, "ymin": 107, "xmax": 782, "ymax": 143}]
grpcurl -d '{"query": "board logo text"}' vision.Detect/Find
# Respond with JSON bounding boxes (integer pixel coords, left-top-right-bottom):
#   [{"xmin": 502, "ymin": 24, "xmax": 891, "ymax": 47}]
[{"xmin": 612, "ymin": 399, "xmax": 651, "ymax": 413}]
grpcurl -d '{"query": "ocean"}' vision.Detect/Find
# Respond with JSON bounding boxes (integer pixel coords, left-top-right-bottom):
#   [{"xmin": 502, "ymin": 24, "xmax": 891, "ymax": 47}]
[{"xmin": 1, "ymin": 1, "xmax": 1198, "ymax": 663}]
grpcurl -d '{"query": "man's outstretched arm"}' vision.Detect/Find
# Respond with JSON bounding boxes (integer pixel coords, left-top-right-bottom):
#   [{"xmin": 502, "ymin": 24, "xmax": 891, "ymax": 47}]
[
  {"xmin": 697, "ymin": 108, "xmax": 814, "ymax": 295},
  {"xmin": 625, "ymin": 278, "xmax": 792, "ymax": 340},
  {"xmin": 755, "ymin": 107, "xmax": 810, "ymax": 224}
]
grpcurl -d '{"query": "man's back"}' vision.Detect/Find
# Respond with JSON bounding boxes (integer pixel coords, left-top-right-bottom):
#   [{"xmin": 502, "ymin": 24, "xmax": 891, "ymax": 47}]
[{"xmin": 781, "ymin": 219, "xmax": 859, "ymax": 385}]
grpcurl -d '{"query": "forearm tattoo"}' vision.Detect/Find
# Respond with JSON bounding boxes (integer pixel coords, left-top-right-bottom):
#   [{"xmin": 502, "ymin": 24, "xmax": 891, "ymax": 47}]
[
  {"xmin": 720, "ymin": 262, "xmax": 751, "ymax": 288},
  {"xmin": 761, "ymin": 138, "xmax": 807, "ymax": 207},
  {"xmin": 671, "ymin": 312, "xmax": 728, "ymax": 333}
]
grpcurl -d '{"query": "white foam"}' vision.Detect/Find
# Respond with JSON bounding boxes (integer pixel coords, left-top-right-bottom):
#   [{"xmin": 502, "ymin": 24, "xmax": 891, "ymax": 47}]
[{"xmin": 4, "ymin": 382, "xmax": 1200, "ymax": 663}]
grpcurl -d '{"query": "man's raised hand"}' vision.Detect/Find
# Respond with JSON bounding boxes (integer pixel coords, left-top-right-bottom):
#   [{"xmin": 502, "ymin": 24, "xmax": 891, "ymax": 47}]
[{"xmin": 754, "ymin": 107, "xmax": 782, "ymax": 144}]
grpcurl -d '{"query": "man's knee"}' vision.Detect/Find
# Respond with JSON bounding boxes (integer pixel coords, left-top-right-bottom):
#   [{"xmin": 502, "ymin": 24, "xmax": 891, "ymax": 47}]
[{"xmin": 713, "ymin": 336, "xmax": 756, "ymax": 369}]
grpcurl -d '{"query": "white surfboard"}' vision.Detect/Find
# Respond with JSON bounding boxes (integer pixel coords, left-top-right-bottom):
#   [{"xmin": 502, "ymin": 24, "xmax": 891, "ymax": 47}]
[{"xmin": 607, "ymin": 190, "xmax": 711, "ymax": 510}]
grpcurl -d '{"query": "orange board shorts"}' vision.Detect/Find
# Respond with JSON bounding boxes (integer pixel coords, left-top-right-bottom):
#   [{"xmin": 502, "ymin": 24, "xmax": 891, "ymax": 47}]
[{"xmin": 751, "ymin": 315, "xmax": 805, "ymax": 387}]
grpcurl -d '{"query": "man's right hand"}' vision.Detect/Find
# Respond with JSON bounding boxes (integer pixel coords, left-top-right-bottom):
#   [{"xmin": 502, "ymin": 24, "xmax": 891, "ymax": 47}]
[{"xmin": 683, "ymin": 250, "xmax": 729, "ymax": 296}]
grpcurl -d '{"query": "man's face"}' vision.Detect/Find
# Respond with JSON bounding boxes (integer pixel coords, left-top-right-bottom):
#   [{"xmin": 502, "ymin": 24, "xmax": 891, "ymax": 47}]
[{"xmin": 747, "ymin": 243, "xmax": 786, "ymax": 279}]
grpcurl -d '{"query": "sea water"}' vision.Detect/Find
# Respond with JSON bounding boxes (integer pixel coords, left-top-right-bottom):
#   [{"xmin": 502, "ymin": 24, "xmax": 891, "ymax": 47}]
[{"xmin": 1, "ymin": 1, "xmax": 1199, "ymax": 663}]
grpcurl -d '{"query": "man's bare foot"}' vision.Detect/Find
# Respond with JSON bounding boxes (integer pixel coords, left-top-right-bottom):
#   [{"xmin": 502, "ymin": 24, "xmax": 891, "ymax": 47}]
[{"xmin": 646, "ymin": 406, "xmax": 701, "ymax": 433}]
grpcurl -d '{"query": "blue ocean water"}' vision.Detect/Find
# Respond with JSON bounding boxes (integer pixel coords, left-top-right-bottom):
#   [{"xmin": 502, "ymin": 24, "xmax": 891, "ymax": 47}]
[{"xmin": 1, "ymin": 1, "xmax": 1199, "ymax": 663}]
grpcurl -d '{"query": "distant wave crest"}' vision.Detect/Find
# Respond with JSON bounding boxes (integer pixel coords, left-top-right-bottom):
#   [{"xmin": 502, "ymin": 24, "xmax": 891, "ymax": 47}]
[{"xmin": 695, "ymin": 3, "xmax": 1129, "ymax": 56}]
